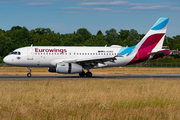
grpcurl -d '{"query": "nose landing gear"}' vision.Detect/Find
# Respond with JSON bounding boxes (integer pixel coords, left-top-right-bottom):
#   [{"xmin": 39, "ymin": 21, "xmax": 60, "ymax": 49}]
[{"xmin": 27, "ymin": 67, "xmax": 32, "ymax": 77}]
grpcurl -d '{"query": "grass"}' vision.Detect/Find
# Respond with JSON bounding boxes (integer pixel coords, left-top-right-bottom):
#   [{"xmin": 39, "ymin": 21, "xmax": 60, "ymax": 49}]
[
  {"xmin": 0, "ymin": 79, "xmax": 180, "ymax": 119},
  {"xmin": 1, "ymin": 67, "xmax": 180, "ymax": 75}
]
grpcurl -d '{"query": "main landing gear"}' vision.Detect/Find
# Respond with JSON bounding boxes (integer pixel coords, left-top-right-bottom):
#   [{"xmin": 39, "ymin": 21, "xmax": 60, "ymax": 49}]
[
  {"xmin": 79, "ymin": 71, "xmax": 92, "ymax": 77},
  {"xmin": 27, "ymin": 67, "xmax": 32, "ymax": 77}
]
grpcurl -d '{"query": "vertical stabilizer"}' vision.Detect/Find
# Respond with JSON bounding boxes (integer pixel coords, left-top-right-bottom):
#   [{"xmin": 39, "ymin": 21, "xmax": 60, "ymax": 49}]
[
  {"xmin": 128, "ymin": 17, "xmax": 169, "ymax": 64},
  {"xmin": 136, "ymin": 17, "xmax": 169, "ymax": 50}
]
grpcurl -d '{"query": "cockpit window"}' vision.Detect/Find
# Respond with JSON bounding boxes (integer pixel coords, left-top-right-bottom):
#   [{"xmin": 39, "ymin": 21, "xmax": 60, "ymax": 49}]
[{"xmin": 10, "ymin": 51, "xmax": 21, "ymax": 55}]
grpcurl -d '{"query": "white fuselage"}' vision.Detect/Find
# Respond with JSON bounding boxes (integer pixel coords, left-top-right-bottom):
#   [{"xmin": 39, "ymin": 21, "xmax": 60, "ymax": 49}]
[{"xmin": 4, "ymin": 46, "xmax": 134, "ymax": 68}]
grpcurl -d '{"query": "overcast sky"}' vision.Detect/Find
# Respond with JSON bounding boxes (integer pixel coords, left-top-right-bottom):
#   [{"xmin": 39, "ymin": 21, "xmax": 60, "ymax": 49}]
[{"xmin": 0, "ymin": 0, "xmax": 180, "ymax": 37}]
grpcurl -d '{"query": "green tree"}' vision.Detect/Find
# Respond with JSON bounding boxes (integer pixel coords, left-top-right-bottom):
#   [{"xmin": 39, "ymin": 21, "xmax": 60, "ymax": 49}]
[
  {"xmin": 173, "ymin": 35, "xmax": 180, "ymax": 50},
  {"xmin": 11, "ymin": 26, "xmax": 22, "ymax": 31},
  {"xmin": 10, "ymin": 26, "xmax": 31, "ymax": 49},
  {"xmin": 105, "ymin": 28, "xmax": 118, "ymax": 45},
  {"xmin": 76, "ymin": 28, "xmax": 92, "ymax": 40},
  {"xmin": 118, "ymin": 29, "xmax": 129, "ymax": 40},
  {"xmin": 96, "ymin": 30, "xmax": 103, "ymax": 36},
  {"xmin": 127, "ymin": 29, "xmax": 140, "ymax": 46}
]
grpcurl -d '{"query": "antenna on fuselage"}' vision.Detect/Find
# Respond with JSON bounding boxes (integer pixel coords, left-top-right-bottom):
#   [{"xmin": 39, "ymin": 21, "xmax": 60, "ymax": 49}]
[{"xmin": 31, "ymin": 44, "xmax": 33, "ymax": 47}]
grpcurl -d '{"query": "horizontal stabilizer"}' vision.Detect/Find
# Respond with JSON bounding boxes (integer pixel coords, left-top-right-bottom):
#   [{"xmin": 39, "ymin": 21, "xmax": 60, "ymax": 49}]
[{"xmin": 148, "ymin": 50, "xmax": 174, "ymax": 55}]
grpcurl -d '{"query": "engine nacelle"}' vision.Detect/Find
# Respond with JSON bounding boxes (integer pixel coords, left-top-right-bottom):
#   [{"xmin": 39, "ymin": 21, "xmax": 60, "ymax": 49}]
[{"xmin": 56, "ymin": 62, "xmax": 83, "ymax": 73}]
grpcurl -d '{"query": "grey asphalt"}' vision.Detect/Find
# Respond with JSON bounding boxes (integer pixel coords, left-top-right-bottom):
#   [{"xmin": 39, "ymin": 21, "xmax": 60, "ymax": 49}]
[{"xmin": 0, "ymin": 74, "xmax": 180, "ymax": 81}]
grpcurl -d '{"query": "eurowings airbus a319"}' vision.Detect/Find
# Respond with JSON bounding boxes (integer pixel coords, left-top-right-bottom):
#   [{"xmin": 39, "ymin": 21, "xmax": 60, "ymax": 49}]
[{"xmin": 3, "ymin": 17, "xmax": 172, "ymax": 77}]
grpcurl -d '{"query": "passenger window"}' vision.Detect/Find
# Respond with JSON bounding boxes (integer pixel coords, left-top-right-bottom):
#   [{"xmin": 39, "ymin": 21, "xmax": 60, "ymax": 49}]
[
  {"xmin": 46, "ymin": 53, "xmax": 48, "ymax": 55},
  {"xmin": 82, "ymin": 53, "xmax": 84, "ymax": 55}
]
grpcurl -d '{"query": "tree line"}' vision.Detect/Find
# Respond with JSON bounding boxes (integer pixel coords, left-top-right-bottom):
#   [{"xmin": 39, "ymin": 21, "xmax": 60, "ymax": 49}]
[{"xmin": 0, "ymin": 26, "xmax": 180, "ymax": 62}]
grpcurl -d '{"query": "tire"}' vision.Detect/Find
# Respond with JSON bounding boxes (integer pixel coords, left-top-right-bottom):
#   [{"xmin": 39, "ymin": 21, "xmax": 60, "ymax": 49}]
[
  {"xmin": 27, "ymin": 73, "xmax": 31, "ymax": 77},
  {"xmin": 79, "ymin": 71, "xmax": 85, "ymax": 77},
  {"xmin": 86, "ymin": 72, "xmax": 92, "ymax": 77}
]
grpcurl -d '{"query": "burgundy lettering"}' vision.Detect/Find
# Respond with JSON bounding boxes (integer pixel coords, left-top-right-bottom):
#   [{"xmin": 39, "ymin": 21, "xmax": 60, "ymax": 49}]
[
  {"xmin": 35, "ymin": 48, "xmax": 67, "ymax": 53},
  {"xmin": 49, "ymin": 49, "xmax": 53, "ymax": 52},
  {"xmin": 35, "ymin": 48, "xmax": 38, "ymax": 52}
]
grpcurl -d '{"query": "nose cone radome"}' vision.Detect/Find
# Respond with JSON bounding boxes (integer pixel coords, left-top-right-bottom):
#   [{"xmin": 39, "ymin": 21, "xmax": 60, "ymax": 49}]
[{"xmin": 3, "ymin": 56, "xmax": 10, "ymax": 64}]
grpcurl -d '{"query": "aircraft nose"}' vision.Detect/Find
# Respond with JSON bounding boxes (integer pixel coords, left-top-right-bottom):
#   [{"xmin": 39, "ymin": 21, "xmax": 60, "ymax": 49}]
[{"xmin": 3, "ymin": 56, "xmax": 10, "ymax": 64}]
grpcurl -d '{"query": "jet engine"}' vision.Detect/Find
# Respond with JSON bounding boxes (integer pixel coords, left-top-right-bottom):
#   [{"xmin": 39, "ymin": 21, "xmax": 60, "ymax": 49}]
[{"xmin": 49, "ymin": 62, "xmax": 83, "ymax": 74}]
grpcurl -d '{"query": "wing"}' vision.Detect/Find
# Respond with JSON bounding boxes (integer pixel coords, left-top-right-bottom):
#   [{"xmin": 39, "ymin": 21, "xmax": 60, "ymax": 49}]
[
  {"xmin": 62, "ymin": 55, "xmax": 117, "ymax": 68},
  {"xmin": 63, "ymin": 55, "xmax": 116, "ymax": 63}
]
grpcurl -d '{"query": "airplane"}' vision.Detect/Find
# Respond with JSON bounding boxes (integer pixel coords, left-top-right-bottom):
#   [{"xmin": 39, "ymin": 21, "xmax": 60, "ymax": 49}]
[{"xmin": 3, "ymin": 17, "xmax": 172, "ymax": 77}]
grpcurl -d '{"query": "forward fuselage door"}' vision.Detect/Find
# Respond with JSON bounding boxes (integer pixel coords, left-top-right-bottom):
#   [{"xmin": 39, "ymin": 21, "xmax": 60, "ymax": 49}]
[{"xmin": 27, "ymin": 48, "xmax": 33, "ymax": 60}]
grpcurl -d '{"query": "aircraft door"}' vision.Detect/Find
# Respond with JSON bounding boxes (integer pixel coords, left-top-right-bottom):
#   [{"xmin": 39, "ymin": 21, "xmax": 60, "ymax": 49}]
[{"xmin": 27, "ymin": 48, "xmax": 33, "ymax": 60}]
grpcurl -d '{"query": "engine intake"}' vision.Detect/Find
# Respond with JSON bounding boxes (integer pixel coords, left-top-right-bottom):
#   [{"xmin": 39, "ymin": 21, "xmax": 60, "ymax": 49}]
[{"xmin": 56, "ymin": 62, "xmax": 83, "ymax": 73}]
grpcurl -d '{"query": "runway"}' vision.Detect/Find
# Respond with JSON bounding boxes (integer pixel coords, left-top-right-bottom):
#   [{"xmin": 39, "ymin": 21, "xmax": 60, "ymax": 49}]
[{"xmin": 0, "ymin": 74, "xmax": 180, "ymax": 81}]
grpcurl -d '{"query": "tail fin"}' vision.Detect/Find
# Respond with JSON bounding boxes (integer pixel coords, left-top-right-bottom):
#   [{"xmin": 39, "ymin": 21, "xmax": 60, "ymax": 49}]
[
  {"xmin": 136, "ymin": 17, "xmax": 169, "ymax": 50},
  {"xmin": 128, "ymin": 17, "xmax": 169, "ymax": 64}
]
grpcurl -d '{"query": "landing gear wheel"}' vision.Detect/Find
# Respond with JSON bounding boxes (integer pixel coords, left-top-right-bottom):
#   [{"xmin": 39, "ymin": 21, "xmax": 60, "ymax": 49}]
[
  {"xmin": 27, "ymin": 67, "xmax": 32, "ymax": 77},
  {"xmin": 27, "ymin": 73, "xmax": 31, "ymax": 77},
  {"xmin": 79, "ymin": 71, "xmax": 85, "ymax": 77},
  {"xmin": 86, "ymin": 72, "xmax": 92, "ymax": 77}
]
